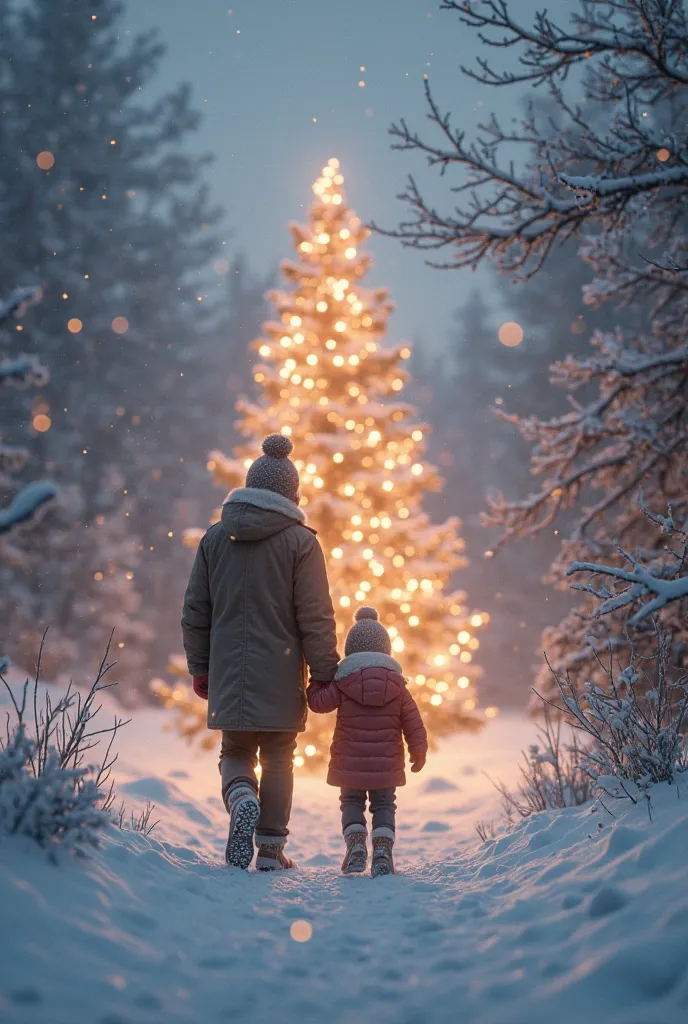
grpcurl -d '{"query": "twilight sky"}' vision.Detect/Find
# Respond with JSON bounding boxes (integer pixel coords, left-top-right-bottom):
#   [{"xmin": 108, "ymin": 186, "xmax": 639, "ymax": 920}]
[{"xmin": 125, "ymin": 0, "xmax": 567, "ymax": 351}]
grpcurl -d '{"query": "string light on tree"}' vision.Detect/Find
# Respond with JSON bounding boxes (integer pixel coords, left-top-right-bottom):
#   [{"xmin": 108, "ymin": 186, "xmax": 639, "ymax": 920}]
[{"xmin": 154, "ymin": 159, "xmax": 488, "ymax": 769}]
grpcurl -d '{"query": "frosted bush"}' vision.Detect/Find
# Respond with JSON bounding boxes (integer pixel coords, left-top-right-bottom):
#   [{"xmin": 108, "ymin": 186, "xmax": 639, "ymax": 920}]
[
  {"xmin": 489, "ymin": 706, "xmax": 594, "ymax": 826},
  {"xmin": 539, "ymin": 627, "xmax": 688, "ymax": 792},
  {"xmin": 0, "ymin": 635, "xmax": 129, "ymax": 854},
  {"xmin": 0, "ymin": 728, "xmax": 110, "ymax": 853}
]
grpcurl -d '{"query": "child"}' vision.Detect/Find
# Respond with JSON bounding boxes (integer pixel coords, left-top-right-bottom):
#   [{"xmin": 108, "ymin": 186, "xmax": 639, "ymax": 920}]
[{"xmin": 307, "ymin": 606, "xmax": 428, "ymax": 877}]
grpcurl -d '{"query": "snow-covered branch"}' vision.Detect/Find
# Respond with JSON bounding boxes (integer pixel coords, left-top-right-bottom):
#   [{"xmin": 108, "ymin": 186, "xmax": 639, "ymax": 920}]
[
  {"xmin": 0, "ymin": 354, "xmax": 49, "ymax": 389},
  {"xmin": 483, "ymin": 332, "xmax": 687, "ymax": 550},
  {"xmin": 442, "ymin": 1, "xmax": 688, "ymax": 90},
  {"xmin": 567, "ymin": 500, "xmax": 688, "ymax": 624},
  {"xmin": 380, "ymin": 1, "xmax": 688, "ymax": 279},
  {"xmin": 1, "ymin": 289, "xmax": 56, "ymax": 538},
  {"xmin": 0, "ymin": 481, "xmax": 57, "ymax": 535},
  {"xmin": 0, "ymin": 286, "xmax": 41, "ymax": 325}
]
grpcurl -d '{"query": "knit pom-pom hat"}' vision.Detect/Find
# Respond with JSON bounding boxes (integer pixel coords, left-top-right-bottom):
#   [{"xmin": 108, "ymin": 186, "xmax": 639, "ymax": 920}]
[
  {"xmin": 344, "ymin": 606, "xmax": 392, "ymax": 657},
  {"xmin": 245, "ymin": 434, "xmax": 300, "ymax": 503}
]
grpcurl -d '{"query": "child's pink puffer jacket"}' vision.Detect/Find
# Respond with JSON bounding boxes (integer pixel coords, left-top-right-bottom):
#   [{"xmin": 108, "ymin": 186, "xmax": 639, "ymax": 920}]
[{"xmin": 307, "ymin": 653, "xmax": 428, "ymax": 790}]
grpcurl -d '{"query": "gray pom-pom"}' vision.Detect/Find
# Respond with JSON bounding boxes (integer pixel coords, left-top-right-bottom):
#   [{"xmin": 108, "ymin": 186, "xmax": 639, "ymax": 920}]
[
  {"xmin": 262, "ymin": 433, "xmax": 294, "ymax": 459},
  {"xmin": 354, "ymin": 606, "xmax": 378, "ymax": 622}
]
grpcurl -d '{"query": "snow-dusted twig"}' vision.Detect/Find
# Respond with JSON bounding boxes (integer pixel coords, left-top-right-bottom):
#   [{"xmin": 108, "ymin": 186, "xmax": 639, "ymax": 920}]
[
  {"xmin": 487, "ymin": 704, "xmax": 594, "ymax": 824},
  {"xmin": 114, "ymin": 799, "xmax": 160, "ymax": 836}
]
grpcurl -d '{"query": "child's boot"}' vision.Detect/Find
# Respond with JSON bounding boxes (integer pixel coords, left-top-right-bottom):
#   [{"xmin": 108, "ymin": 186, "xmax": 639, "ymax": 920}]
[
  {"xmin": 371, "ymin": 827, "xmax": 395, "ymax": 877},
  {"xmin": 341, "ymin": 824, "xmax": 367, "ymax": 874},
  {"xmin": 224, "ymin": 784, "xmax": 260, "ymax": 869},
  {"xmin": 255, "ymin": 837, "xmax": 295, "ymax": 871}
]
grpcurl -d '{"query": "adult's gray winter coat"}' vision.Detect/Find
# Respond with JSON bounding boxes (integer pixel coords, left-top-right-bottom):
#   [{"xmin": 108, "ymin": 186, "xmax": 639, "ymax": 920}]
[{"xmin": 181, "ymin": 487, "xmax": 339, "ymax": 732}]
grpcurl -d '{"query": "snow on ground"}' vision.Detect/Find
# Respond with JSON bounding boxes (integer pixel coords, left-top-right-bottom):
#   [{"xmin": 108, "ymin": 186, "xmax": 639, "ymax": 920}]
[{"xmin": 2, "ymin": 686, "xmax": 688, "ymax": 1024}]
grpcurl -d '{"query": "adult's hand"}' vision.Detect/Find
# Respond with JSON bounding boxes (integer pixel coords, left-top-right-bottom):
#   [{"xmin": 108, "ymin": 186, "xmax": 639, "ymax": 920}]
[{"xmin": 193, "ymin": 674, "xmax": 209, "ymax": 700}]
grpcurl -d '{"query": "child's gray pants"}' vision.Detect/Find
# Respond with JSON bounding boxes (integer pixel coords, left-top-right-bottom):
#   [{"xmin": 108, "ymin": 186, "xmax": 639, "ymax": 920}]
[{"xmin": 339, "ymin": 787, "xmax": 396, "ymax": 832}]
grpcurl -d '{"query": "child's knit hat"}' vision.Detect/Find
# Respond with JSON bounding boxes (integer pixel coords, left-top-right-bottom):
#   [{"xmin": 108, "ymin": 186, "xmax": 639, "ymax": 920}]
[
  {"xmin": 344, "ymin": 606, "xmax": 392, "ymax": 657},
  {"xmin": 245, "ymin": 434, "xmax": 300, "ymax": 503}
]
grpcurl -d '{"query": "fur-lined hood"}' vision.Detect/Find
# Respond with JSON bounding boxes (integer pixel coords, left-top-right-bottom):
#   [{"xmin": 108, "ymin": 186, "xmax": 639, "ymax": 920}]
[
  {"xmin": 334, "ymin": 652, "xmax": 406, "ymax": 708},
  {"xmin": 221, "ymin": 487, "xmax": 312, "ymax": 542},
  {"xmin": 334, "ymin": 652, "xmax": 402, "ymax": 680}
]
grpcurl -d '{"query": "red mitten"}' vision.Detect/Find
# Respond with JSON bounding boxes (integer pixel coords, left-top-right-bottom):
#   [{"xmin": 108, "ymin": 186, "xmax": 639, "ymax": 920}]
[
  {"xmin": 410, "ymin": 751, "xmax": 426, "ymax": 773},
  {"xmin": 193, "ymin": 675, "xmax": 209, "ymax": 700}
]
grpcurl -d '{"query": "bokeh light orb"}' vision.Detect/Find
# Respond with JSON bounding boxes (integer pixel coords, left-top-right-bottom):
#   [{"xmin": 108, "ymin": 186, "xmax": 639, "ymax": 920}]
[
  {"xmin": 36, "ymin": 151, "xmax": 55, "ymax": 170},
  {"xmin": 32, "ymin": 413, "xmax": 51, "ymax": 433},
  {"xmin": 498, "ymin": 321, "xmax": 524, "ymax": 347},
  {"xmin": 290, "ymin": 920, "xmax": 312, "ymax": 943},
  {"xmin": 111, "ymin": 316, "xmax": 129, "ymax": 334}
]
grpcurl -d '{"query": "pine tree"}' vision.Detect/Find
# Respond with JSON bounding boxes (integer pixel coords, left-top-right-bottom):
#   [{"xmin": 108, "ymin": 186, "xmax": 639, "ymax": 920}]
[
  {"xmin": 0, "ymin": 286, "xmax": 56, "ymax": 671},
  {"xmin": 0, "ymin": 0, "xmax": 222, "ymax": 693},
  {"xmin": 155, "ymin": 159, "xmax": 488, "ymax": 769}
]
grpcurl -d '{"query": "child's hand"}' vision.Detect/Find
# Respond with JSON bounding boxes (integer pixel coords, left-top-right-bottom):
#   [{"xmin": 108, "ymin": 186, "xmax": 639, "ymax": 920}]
[
  {"xmin": 410, "ymin": 751, "xmax": 426, "ymax": 773},
  {"xmin": 193, "ymin": 675, "xmax": 209, "ymax": 700}
]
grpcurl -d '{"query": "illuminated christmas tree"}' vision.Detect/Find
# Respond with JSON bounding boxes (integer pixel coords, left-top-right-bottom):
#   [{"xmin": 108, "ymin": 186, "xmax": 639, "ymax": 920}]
[{"xmin": 154, "ymin": 159, "xmax": 490, "ymax": 768}]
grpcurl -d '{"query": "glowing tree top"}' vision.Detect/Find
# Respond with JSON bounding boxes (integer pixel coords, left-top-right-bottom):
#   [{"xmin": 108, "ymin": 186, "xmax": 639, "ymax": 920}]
[{"xmin": 156, "ymin": 159, "xmax": 490, "ymax": 768}]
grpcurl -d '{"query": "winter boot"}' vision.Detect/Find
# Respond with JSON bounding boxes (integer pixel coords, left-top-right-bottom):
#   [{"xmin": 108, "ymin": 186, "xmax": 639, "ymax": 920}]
[
  {"xmin": 341, "ymin": 824, "xmax": 367, "ymax": 875},
  {"xmin": 255, "ymin": 837, "xmax": 295, "ymax": 871},
  {"xmin": 371, "ymin": 827, "xmax": 395, "ymax": 877},
  {"xmin": 224, "ymin": 785, "xmax": 260, "ymax": 869}
]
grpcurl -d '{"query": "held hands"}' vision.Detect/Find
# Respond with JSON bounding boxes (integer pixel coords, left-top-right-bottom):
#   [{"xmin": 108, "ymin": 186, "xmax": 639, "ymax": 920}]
[
  {"xmin": 192, "ymin": 675, "xmax": 209, "ymax": 700},
  {"xmin": 410, "ymin": 751, "xmax": 426, "ymax": 773}
]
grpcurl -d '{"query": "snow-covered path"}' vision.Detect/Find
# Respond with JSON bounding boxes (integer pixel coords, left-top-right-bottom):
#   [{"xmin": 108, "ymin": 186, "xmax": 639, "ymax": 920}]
[{"xmin": 2, "ymin": 703, "xmax": 688, "ymax": 1024}]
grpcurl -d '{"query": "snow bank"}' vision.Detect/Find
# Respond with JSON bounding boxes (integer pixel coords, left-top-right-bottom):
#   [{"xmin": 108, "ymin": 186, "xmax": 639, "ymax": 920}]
[{"xmin": 1, "ymin": 687, "xmax": 687, "ymax": 1023}]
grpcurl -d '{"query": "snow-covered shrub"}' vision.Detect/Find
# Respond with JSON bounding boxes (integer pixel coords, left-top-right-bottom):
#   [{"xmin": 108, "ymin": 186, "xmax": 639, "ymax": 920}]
[
  {"xmin": 539, "ymin": 626, "xmax": 688, "ymax": 790},
  {"xmin": 0, "ymin": 636, "xmax": 129, "ymax": 854},
  {"xmin": 0, "ymin": 728, "xmax": 109, "ymax": 853},
  {"xmin": 490, "ymin": 707, "xmax": 594, "ymax": 825}
]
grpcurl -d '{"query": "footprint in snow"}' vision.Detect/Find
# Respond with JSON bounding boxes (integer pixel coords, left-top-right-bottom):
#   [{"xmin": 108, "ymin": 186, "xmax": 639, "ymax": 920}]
[
  {"xmin": 419, "ymin": 777, "xmax": 459, "ymax": 794},
  {"xmin": 588, "ymin": 885, "xmax": 628, "ymax": 918},
  {"xmin": 304, "ymin": 853, "xmax": 336, "ymax": 866}
]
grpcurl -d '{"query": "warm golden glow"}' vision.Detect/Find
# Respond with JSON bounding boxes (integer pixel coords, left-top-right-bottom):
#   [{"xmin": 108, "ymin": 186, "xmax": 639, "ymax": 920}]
[
  {"xmin": 159, "ymin": 158, "xmax": 486, "ymax": 772},
  {"xmin": 67, "ymin": 318, "xmax": 83, "ymax": 334},
  {"xmin": 36, "ymin": 151, "xmax": 55, "ymax": 170}
]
